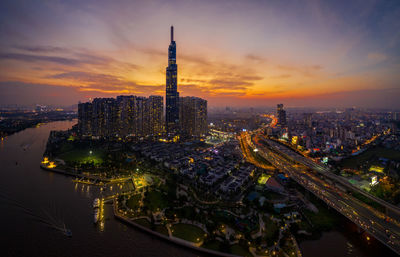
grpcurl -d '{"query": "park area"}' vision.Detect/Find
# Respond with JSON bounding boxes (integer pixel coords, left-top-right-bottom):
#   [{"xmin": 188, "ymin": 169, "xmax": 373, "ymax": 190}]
[
  {"xmin": 58, "ymin": 147, "xmax": 105, "ymax": 165},
  {"xmin": 144, "ymin": 190, "xmax": 168, "ymax": 211},
  {"xmin": 171, "ymin": 223, "xmax": 206, "ymax": 243},
  {"xmin": 126, "ymin": 194, "xmax": 142, "ymax": 210}
]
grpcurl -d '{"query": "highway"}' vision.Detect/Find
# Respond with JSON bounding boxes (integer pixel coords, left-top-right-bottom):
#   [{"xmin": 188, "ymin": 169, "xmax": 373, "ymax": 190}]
[
  {"xmin": 239, "ymin": 131, "xmax": 400, "ymax": 255},
  {"xmin": 264, "ymin": 137, "xmax": 400, "ymax": 218}
]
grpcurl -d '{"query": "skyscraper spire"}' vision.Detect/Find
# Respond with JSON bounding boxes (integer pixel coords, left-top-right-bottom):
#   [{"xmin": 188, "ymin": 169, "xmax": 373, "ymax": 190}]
[{"xmin": 166, "ymin": 26, "xmax": 179, "ymax": 135}]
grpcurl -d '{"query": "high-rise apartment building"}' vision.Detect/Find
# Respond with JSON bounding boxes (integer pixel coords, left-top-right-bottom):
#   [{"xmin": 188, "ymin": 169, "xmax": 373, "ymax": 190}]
[
  {"xmin": 91, "ymin": 98, "xmax": 115, "ymax": 137},
  {"xmin": 78, "ymin": 102, "xmax": 92, "ymax": 135},
  {"xmin": 277, "ymin": 104, "xmax": 287, "ymax": 127},
  {"xmin": 179, "ymin": 97, "xmax": 207, "ymax": 137},
  {"xmin": 148, "ymin": 96, "xmax": 163, "ymax": 136},
  {"xmin": 78, "ymin": 95, "xmax": 163, "ymax": 139}
]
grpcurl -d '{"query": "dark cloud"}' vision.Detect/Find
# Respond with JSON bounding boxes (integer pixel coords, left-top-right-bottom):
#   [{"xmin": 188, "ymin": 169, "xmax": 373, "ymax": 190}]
[
  {"xmin": 13, "ymin": 45, "xmax": 70, "ymax": 53},
  {"xmin": 0, "ymin": 45, "xmax": 141, "ymax": 70},
  {"xmin": 0, "ymin": 53, "xmax": 79, "ymax": 65},
  {"xmin": 48, "ymin": 71, "xmax": 123, "ymax": 84},
  {"xmin": 48, "ymin": 71, "xmax": 162, "ymax": 94},
  {"xmin": 245, "ymin": 54, "xmax": 266, "ymax": 62},
  {"xmin": 0, "ymin": 81, "xmax": 91, "ymax": 105}
]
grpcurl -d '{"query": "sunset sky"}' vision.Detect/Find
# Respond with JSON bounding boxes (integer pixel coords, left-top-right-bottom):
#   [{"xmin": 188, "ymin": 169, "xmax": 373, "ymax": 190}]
[{"xmin": 0, "ymin": 0, "xmax": 399, "ymax": 108}]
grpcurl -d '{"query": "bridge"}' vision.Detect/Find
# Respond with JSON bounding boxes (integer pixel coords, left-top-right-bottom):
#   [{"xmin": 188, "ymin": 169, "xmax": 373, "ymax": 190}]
[{"xmin": 239, "ymin": 131, "xmax": 400, "ymax": 255}]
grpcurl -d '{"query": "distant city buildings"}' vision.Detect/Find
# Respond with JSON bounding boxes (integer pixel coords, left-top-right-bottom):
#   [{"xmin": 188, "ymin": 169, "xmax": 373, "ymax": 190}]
[{"xmin": 274, "ymin": 108, "xmax": 397, "ymax": 158}]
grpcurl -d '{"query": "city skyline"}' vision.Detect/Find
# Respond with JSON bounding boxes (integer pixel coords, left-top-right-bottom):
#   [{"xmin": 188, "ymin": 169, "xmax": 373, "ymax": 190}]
[
  {"xmin": 1, "ymin": 2, "xmax": 400, "ymax": 256},
  {"xmin": 0, "ymin": 0, "xmax": 399, "ymax": 109},
  {"xmin": 76, "ymin": 26, "xmax": 207, "ymax": 139}
]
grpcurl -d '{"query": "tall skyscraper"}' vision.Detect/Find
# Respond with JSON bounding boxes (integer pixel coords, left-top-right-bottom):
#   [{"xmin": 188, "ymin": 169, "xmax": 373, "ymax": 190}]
[
  {"xmin": 165, "ymin": 26, "xmax": 180, "ymax": 135},
  {"xmin": 277, "ymin": 104, "xmax": 287, "ymax": 127}
]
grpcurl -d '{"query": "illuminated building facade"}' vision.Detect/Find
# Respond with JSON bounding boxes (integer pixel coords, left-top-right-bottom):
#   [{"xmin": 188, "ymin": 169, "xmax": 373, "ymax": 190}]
[
  {"xmin": 78, "ymin": 102, "xmax": 93, "ymax": 135},
  {"xmin": 179, "ymin": 97, "xmax": 208, "ymax": 138},
  {"xmin": 165, "ymin": 26, "xmax": 180, "ymax": 135},
  {"xmin": 277, "ymin": 103, "xmax": 287, "ymax": 127},
  {"xmin": 91, "ymin": 98, "xmax": 116, "ymax": 137},
  {"xmin": 78, "ymin": 95, "xmax": 163, "ymax": 138},
  {"xmin": 148, "ymin": 96, "xmax": 163, "ymax": 136}
]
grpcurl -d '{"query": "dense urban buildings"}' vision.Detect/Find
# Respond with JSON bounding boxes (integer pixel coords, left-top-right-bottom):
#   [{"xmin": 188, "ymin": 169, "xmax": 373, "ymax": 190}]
[
  {"xmin": 165, "ymin": 26, "xmax": 180, "ymax": 135},
  {"xmin": 179, "ymin": 96, "xmax": 207, "ymax": 138},
  {"xmin": 78, "ymin": 96, "xmax": 163, "ymax": 138},
  {"xmin": 77, "ymin": 94, "xmax": 208, "ymax": 139},
  {"xmin": 77, "ymin": 27, "xmax": 207, "ymax": 140}
]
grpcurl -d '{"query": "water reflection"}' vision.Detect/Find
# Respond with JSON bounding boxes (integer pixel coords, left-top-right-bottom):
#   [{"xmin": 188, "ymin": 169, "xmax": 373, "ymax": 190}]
[{"xmin": 347, "ymin": 242, "xmax": 353, "ymax": 255}]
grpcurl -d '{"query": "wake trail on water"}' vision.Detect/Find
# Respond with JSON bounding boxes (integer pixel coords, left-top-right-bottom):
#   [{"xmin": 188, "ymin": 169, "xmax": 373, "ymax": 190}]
[{"xmin": 0, "ymin": 192, "xmax": 72, "ymax": 237}]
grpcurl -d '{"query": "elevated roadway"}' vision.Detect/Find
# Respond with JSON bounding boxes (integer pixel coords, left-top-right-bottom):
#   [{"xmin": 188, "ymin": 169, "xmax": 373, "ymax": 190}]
[{"xmin": 239, "ymin": 131, "xmax": 400, "ymax": 255}]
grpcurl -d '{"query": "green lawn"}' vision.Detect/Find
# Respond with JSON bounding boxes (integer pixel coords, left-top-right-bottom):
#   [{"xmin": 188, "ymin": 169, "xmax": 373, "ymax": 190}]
[
  {"xmin": 58, "ymin": 148, "xmax": 105, "ymax": 165},
  {"xmin": 126, "ymin": 194, "xmax": 142, "ymax": 210},
  {"xmin": 133, "ymin": 218, "xmax": 151, "ymax": 228},
  {"xmin": 145, "ymin": 190, "xmax": 168, "ymax": 211},
  {"xmin": 171, "ymin": 223, "xmax": 206, "ymax": 243},
  {"xmin": 230, "ymin": 244, "xmax": 252, "ymax": 257}
]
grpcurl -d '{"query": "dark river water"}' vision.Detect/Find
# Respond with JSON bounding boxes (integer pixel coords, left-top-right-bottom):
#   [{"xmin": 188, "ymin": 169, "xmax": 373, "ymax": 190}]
[{"xmin": 0, "ymin": 121, "xmax": 396, "ymax": 257}]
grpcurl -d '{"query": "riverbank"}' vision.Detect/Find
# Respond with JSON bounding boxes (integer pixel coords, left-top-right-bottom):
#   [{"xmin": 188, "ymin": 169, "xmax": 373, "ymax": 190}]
[
  {"xmin": 0, "ymin": 114, "xmax": 76, "ymax": 138},
  {"xmin": 113, "ymin": 200, "xmax": 243, "ymax": 257},
  {"xmin": 40, "ymin": 162, "xmax": 239, "ymax": 256},
  {"xmin": 40, "ymin": 164, "xmax": 111, "ymax": 183},
  {"xmin": 2, "ymin": 120, "xmax": 205, "ymax": 257}
]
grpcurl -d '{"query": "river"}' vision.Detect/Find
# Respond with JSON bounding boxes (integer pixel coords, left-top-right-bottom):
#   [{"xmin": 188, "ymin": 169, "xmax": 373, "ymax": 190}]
[{"xmin": 0, "ymin": 121, "xmax": 396, "ymax": 257}]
